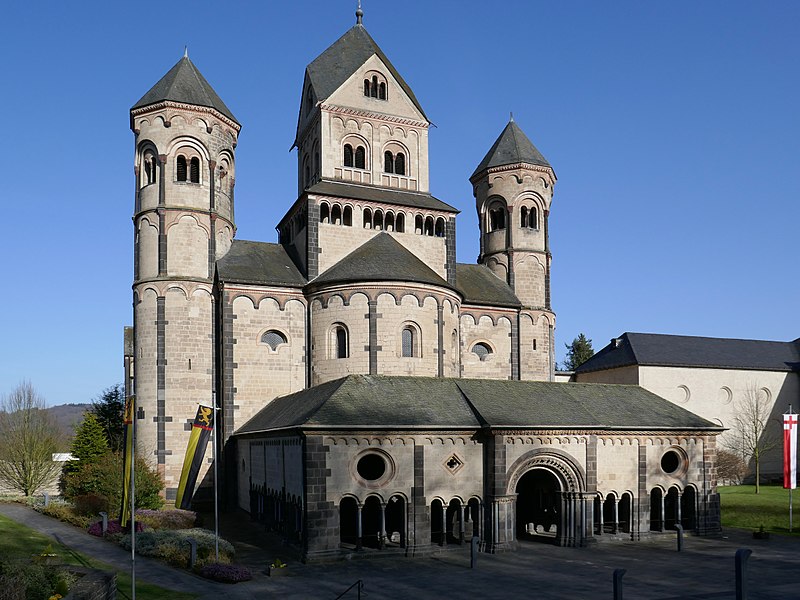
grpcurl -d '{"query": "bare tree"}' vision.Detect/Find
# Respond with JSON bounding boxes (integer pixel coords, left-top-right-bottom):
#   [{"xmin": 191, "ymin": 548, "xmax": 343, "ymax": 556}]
[
  {"xmin": 724, "ymin": 383, "xmax": 779, "ymax": 494},
  {"xmin": 0, "ymin": 381, "xmax": 62, "ymax": 496}
]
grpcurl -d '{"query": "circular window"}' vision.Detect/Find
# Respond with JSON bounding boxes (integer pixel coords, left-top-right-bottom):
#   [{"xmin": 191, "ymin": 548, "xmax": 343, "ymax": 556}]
[
  {"xmin": 352, "ymin": 450, "xmax": 394, "ymax": 488},
  {"xmin": 661, "ymin": 449, "xmax": 685, "ymax": 474},
  {"xmin": 357, "ymin": 454, "xmax": 386, "ymax": 481}
]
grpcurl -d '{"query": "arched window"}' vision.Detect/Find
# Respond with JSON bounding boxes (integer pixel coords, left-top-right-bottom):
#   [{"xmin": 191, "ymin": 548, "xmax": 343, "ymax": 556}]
[
  {"xmin": 374, "ymin": 209, "xmax": 384, "ymax": 231},
  {"xmin": 320, "ymin": 202, "xmax": 330, "ymax": 224},
  {"xmin": 395, "ymin": 153, "xmax": 405, "ymax": 176},
  {"xmin": 402, "ymin": 326, "xmax": 416, "ymax": 358},
  {"xmin": 520, "ymin": 206, "xmax": 529, "ymax": 228},
  {"xmin": 371, "ymin": 75, "xmax": 378, "ymax": 98},
  {"xmin": 261, "ymin": 330, "xmax": 287, "ymax": 351},
  {"xmin": 142, "ymin": 150, "xmax": 156, "ymax": 186},
  {"xmin": 344, "ymin": 144, "xmax": 354, "ymax": 167},
  {"xmin": 424, "ymin": 216, "xmax": 434, "ymax": 236},
  {"xmin": 363, "ymin": 207, "xmax": 372, "ymax": 229},
  {"xmin": 384, "ymin": 151, "xmax": 394, "ymax": 173},
  {"xmin": 176, "ymin": 155, "xmax": 187, "ymax": 182},
  {"xmin": 190, "ymin": 157, "xmax": 200, "ymax": 183},
  {"xmin": 471, "ymin": 342, "xmax": 492, "ymax": 361},
  {"xmin": 379, "ymin": 82, "xmax": 387, "ymax": 100},
  {"xmin": 529, "ymin": 206, "xmax": 538, "ymax": 229},
  {"xmin": 364, "ymin": 79, "xmax": 371, "ymax": 97},
  {"xmin": 415, "ymin": 215, "xmax": 423, "ymax": 235},
  {"xmin": 435, "ymin": 217, "xmax": 445, "ymax": 238},
  {"xmin": 331, "ymin": 204, "xmax": 342, "ymax": 225},
  {"xmin": 489, "ymin": 203, "xmax": 506, "ymax": 231},
  {"xmin": 385, "ymin": 212, "xmax": 395, "ymax": 232},
  {"xmin": 355, "ymin": 146, "xmax": 366, "ymax": 169},
  {"xmin": 333, "ymin": 325, "xmax": 349, "ymax": 359},
  {"xmin": 343, "ymin": 206, "xmax": 353, "ymax": 227},
  {"xmin": 396, "ymin": 213, "xmax": 405, "ymax": 233}
]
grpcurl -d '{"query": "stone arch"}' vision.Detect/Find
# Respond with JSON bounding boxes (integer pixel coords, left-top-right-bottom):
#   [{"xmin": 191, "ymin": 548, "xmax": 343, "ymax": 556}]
[{"xmin": 506, "ymin": 448, "xmax": 587, "ymax": 496}]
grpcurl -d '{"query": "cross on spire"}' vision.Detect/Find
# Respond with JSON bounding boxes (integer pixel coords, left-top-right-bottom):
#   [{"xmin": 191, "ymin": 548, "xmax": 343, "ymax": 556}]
[{"xmin": 356, "ymin": 0, "xmax": 364, "ymax": 25}]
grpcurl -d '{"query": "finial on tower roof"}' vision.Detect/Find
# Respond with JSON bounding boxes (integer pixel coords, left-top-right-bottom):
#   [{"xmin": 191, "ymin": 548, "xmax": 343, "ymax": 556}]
[
  {"xmin": 184, "ymin": 45, "xmax": 188, "ymax": 58},
  {"xmin": 509, "ymin": 111, "xmax": 514, "ymax": 122},
  {"xmin": 356, "ymin": 0, "xmax": 363, "ymax": 25}
]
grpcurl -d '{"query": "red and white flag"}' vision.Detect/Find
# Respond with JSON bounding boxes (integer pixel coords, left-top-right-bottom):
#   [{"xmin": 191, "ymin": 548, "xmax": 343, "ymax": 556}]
[{"xmin": 784, "ymin": 413, "xmax": 798, "ymax": 489}]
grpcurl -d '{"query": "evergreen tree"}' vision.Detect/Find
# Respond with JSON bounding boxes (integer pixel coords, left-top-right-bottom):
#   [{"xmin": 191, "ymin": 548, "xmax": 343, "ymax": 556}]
[
  {"xmin": 563, "ymin": 334, "xmax": 594, "ymax": 371},
  {"xmin": 64, "ymin": 413, "xmax": 109, "ymax": 478},
  {"xmin": 91, "ymin": 384, "xmax": 125, "ymax": 453}
]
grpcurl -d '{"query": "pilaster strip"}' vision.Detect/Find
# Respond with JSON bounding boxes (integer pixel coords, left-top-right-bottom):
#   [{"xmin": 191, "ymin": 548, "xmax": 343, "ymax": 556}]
[
  {"xmin": 158, "ymin": 210, "xmax": 167, "ymax": 276},
  {"xmin": 368, "ymin": 300, "xmax": 378, "ymax": 375},
  {"xmin": 156, "ymin": 296, "xmax": 167, "ymax": 464},
  {"xmin": 445, "ymin": 217, "xmax": 457, "ymax": 286},
  {"xmin": 307, "ymin": 201, "xmax": 320, "ymax": 280},
  {"xmin": 511, "ymin": 313, "xmax": 520, "ymax": 380},
  {"xmin": 436, "ymin": 303, "xmax": 444, "ymax": 377}
]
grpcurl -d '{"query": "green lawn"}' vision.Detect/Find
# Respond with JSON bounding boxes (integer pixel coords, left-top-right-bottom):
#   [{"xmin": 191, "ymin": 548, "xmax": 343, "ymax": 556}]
[
  {"xmin": 0, "ymin": 513, "xmax": 196, "ymax": 600},
  {"xmin": 719, "ymin": 484, "xmax": 800, "ymax": 535}
]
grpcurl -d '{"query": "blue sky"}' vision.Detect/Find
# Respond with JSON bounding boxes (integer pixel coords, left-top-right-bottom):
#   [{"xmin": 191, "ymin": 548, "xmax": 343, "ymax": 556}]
[{"xmin": 1, "ymin": 1, "xmax": 797, "ymax": 406}]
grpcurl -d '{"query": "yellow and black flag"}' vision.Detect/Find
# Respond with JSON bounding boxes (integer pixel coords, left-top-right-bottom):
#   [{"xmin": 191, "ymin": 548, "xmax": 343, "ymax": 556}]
[
  {"xmin": 120, "ymin": 394, "xmax": 135, "ymax": 527},
  {"xmin": 175, "ymin": 405, "xmax": 214, "ymax": 510}
]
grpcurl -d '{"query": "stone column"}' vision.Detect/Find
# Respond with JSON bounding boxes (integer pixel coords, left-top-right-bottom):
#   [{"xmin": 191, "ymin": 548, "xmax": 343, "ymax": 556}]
[
  {"xmin": 613, "ymin": 497, "xmax": 619, "ymax": 534},
  {"xmin": 379, "ymin": 503, "xmax": 386, "ymax": 550},
  {"xmin": 356, "ymin": 505, "xmax": 363, "ymax": 550},
  {"xmin": 676, "ymin": 491, "xmax": 682, "ymax": 528},
  {"xmin": 597, "ymin": 497, "xmax": 604, "ymax": 535},
  {"xmin": 459, "ymin": 504, "xmax": 466, "ymax": 544},
  {"xmin": 440, "ymin": 503, "xmax": 446, "ymax": 546},
  {"xmin": 660, "ymin": 495, "xmax": 666, "ymax": 532}
]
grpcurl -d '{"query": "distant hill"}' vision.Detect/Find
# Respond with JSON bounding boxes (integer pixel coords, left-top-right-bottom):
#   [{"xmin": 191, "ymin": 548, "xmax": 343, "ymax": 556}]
[{"xmin": 45, "ymin": 403, "xmax": 90, "ymax": 445}]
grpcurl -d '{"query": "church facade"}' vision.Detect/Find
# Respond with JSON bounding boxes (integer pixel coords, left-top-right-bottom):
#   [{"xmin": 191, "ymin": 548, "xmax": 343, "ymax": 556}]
[{"xmin": 128, "ymin": 11, "xmax": 722, "ymax": 560}]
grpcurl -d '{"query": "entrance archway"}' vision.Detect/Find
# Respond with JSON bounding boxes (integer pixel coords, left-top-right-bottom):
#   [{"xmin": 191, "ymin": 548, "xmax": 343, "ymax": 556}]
[
  {"xmin": 515, "ymin": 468, "xmax": 560, "ymax": 543},
  {"xmin": 385, "ymin": 494, "xmax": 406, "ymax": 547},
  {"xmin": 681, "ymin": 486, "xmax": 697, "ymax": 531}
]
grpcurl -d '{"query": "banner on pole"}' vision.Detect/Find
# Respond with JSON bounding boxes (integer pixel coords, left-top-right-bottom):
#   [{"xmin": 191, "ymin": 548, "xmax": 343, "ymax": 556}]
[
  {"xmin": 120, "ymin": 395, "xmax": 135, "ymax": 526},
  {"xmin": 175, "ymin": 405, "xmax": 214, "ymax": 510},
  {"xmin": 783, "ymin": 413, "xmax": 797, "ymax": 490}
]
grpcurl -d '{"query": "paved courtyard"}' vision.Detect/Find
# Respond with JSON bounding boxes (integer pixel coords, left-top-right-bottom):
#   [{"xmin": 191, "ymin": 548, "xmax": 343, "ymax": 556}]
[{"xmin": 3, "ymin": 503, "xmax": 798, "ymax": 599}]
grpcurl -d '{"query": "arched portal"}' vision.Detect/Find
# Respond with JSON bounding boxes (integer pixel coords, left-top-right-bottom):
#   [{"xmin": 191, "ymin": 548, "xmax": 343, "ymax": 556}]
[
  {"xmin": 385, "ymin": 495, "xmax": 406, "ymax": 547},
  {"xmin": 515, "ymin": 469, "xmax": 560, "ymax": 543},
  {"xmin": 361, "ymin": 496, "xmax": 382, "ymax": 549},
  {"xmin": 619, "ymin": 492, "xmax": 633, "ymax": 534},
  {"xmin": 339, "ymin": 497, "xmax": 359, "ymax": 547},
  {"xmin": 665, "ymin": 487, "xmax": 680, "ymax": 530},
  {"xmin": 650, "ymin": 488, "xmax": 664, "ymax": 532},
  {"xmin": 446, "ymin": 498, "xmax": 464, "ymax": 544},
  {"xmin": 681, "ymin": 487, "xmax": 697, "ymax": 531},
  {"xmin": 431, "ymin": 499, "xmax": 444, "ymax": 545},
  {"xmin": 602, "ymin": 494, "xmax": 617, "ymax": 534}
]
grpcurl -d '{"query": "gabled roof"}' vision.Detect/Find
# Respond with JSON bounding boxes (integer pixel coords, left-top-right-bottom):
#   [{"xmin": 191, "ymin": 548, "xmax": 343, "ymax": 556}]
[
  {"xmin": 472, "ymin": 119, "xmax": 551, "ymax": 179},
  {"xmin": 235, "ymin": 375, "xmax": 721, "ymax": 435},
  {"xmin": 216, "ymin": 240, "xmax": 306, "ymax": 287},
  {"xmin": 576, "ymin": 332, "xmax": 800, "ymax": 374},
  {"xmin": 305, "ymin": 24, "xmax": 427, "ymax": 121},
  {"xmin": 309, "ymin": 233, "xmax": 453, "ymax": 291},
  {"xmin": 307, "ymin": 180, "xmax": 457, "ymax": 213},
  {"xmin": 132, "ymin": 56, "xmax": 238, "ymax": 125},
  {"xmin": 455, "ymin": 264, "xmax": 521, "ymax": 308}
]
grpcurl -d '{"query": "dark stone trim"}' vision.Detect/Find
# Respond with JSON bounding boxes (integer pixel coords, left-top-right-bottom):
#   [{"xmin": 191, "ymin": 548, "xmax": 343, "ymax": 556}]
[
  {"xmin": 506, "ymin": 208, "xmax": 515, "ymax": 290},
  {"xmin": 544, "ymin": 210, "xmax": 551, "ymax": 310},
  {"xmin": 511, "ymin": 313, "xmax": 520, "ymax": 380},
  {"xmin": 134, "ymin": 165, "xmax": 141, "ymax": 214},
  {"xmin": 303, "ymin": 435, "xmax": 337, "ymax": 559},
  {"xmin": 436, "ymin": 304, "xmax": 444, "ymax": 377},
  {"xmin": 586, "ymin": 435, "xmax": 597, "ymax": 492},
  {"xmin": 636, "ymin": 444, "xmax": 648, "ymax": 540},
  {"xmin": 220, "ymin": 290, "xmax": 237, "ymax": 441},
  {"xmin": 158, "ymin": 209, "xmax": 167, "ymax": 276},
  {"xmin": 410, "ymin": 444, "xmax": 428, "ymax": 556},
  {"xmin": 208, "ymin": 159, "xmax": 216, "ymax": 211},
  {"xmin": 208, "ymin": 217, "xmax": 216, "ymax": 280},
  {"xmin": 158, "ymin": 155, "xmax": 166, "ymax": 207},
  {"xmin": 133, "ymin": 223, "xmax": 139, "ymax": 282},
  {"xmin": 445, "ymin": 217, "xmax": 457, "ymax": 286},
  {"xmin": 368, "ymin": 300, "xmax": 378, "ymax": 375},
  {"xmin": 306, "ymin": 200, "xmax": 319, "ymax": 280},
  {"xmin": 156, "ymin": 296, "xmax": 167, "ymax": 465}
]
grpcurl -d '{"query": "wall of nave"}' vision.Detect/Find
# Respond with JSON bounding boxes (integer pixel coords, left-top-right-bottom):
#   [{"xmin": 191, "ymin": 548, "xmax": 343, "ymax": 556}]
[{"xmin": 459, "ymin": 312, "xmax": 513, "ymax": 380}]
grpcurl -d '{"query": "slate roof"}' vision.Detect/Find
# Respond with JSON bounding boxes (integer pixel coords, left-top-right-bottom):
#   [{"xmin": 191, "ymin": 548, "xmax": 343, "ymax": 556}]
[
  {"xmin": 575, "ymin": 332, "xmax": 800, "ymax": 374},
  {"xmin": 132, "ymin": 56, "xmax": 238, "ymax": 124},
  {"xmin": 472, "ymin": 119, "xmax": 551, "ymax": 179},
  {"xmin": 309, "ymin": 233, "xmax": 453, "ymax": 290},
  {"xmin": 307, "ymin": 180, "xmax": 457, "ymax": 213},
  {"xmin": 236, "ymin": 375, "xmax": 721, "ymax": 434},
  {"xmin": 216, "ymin": 240, "xmax": 306, "ymax": 287},
  {"xmin": 455, "ymin": 264, "xmax": 521, "ymax": 308},
  {"xmin": 305, "ymin": 25, "xmax": 427, "ymax": 121}
]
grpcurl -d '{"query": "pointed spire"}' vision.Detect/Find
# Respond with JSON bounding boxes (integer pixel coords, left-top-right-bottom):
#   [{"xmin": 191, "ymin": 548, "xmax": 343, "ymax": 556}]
[
  {"xmin": 132, "ymin": 55, "xmax": 239, "ymax": 125},
  {"xmin": 184, "ymin": 45, "xmax": 188, "ymax": 58},
  {"xmin": 509, "ymin": 111, "xmax": 514, "ymax": 122},
  {"xmin": 471, "ymin": 119, "xmax": 551, "ymax": 179},
  {"xmin": 356, "ymin": 0, "xmax": 363, "ymax": 25}
]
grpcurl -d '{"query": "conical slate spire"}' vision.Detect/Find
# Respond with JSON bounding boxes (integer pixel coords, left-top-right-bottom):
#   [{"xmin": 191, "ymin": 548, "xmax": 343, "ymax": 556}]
[
  {"xmin": 132, "ymin": 56, "xmax": 238, "ymax": 124},
  {"xmin": 471, "ymin": 119, "xmax": 550, "ymax": 179}
]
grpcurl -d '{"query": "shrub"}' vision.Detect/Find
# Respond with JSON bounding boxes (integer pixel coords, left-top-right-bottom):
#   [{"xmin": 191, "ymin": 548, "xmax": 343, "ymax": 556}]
[
  {"xmin": 64, "ymin": 452, "xmax": 164, "ymax": 511},
  {"xmin": 119, "ymin": 528, "xmax": 235, "ymax": 567},
  {"xmin": 73, "ymin": 493, "xmax": 110, "ymax": 516},
  {"xmin": 136, "ymin": 508, "xmax": 197, "ymax": 530},
  {"xmin": 0, "ymin": 559, "xmax": 75, "ymax": 600},
  {"xmin": 198, "ymin": 563, "xmax": 252, "ymax": 583},
  {"xmin": 38, "ymin": 502, "xmax": 91, "ymax": 529},
  {"xmin": 87, "ymin": 518, "xmax": 144, "ymax": 537}
]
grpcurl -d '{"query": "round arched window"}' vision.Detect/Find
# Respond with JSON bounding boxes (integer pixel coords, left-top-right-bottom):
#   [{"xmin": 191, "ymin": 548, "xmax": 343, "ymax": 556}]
[
  {"xmin": 352, "ymin": 450, "xmax": 394, "ymax": 488},
  {"xmin": 660, "ymin": 448, "xmax": 687, "ymax": 475},
  {"xmin": 472, "ymin": 342, "xmax": 492, "ymax": 361},
  {"xmin": 357, "ymin": 454, "xmax": 386, "ymax": 481}
]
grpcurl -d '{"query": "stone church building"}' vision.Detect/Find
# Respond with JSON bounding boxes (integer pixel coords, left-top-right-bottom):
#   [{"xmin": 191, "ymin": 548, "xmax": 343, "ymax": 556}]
[{"xmin": 128, "ymin": 10, "xmax": 722, "ymax": 560}]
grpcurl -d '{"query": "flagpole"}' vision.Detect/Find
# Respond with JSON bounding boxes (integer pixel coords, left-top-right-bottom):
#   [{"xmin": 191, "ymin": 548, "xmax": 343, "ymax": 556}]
[
  {"xmin": 213, "ymin": 391, "xmax": 219, "ymax": 563},
  {"xmin": 790, "ymin": 404, "xmax": 793, "ymax": 533},
  {"xmin": 131, "ymin": 395, "xmax": 136, "ymax": 600}
]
